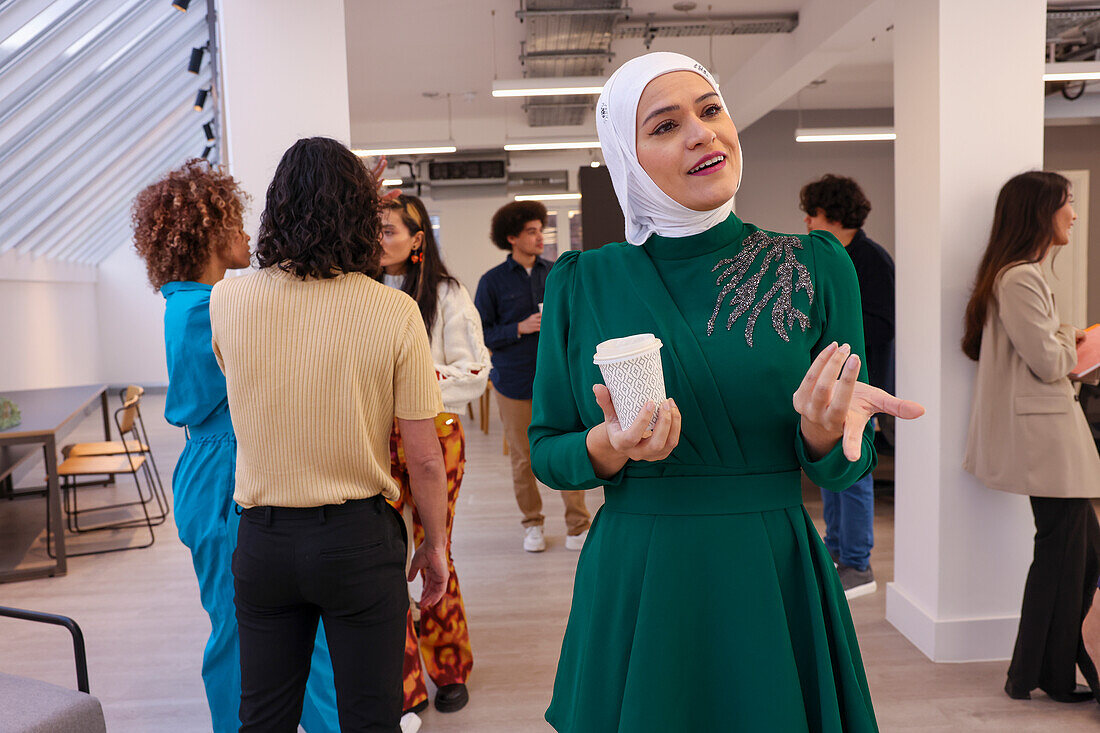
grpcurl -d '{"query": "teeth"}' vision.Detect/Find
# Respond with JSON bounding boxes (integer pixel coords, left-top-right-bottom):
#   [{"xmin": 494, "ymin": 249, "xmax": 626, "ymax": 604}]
[{"xmin": 689, "ymin": 155, "xmax": 724, "ymax": 174}]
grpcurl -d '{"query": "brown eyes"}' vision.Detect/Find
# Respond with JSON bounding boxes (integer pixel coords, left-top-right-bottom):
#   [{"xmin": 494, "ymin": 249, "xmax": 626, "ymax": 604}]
[{"xmin": 649, "ymin": 104, "xmax": 724, "ymax": 136}]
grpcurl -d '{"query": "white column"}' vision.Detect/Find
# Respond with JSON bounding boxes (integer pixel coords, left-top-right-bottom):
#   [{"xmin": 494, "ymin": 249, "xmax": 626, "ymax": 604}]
[
  {"xmin": 216, "ymin": 0, "xmax": 351, "ymax": 237},
  {"xmin": 887, "ymin": 0, "xmax": 1048, "ymax": 661}
]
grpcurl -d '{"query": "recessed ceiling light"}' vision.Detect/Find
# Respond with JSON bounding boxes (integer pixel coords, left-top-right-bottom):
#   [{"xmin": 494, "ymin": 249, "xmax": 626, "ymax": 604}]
[
  {"xmin": 504, "ymin": 140, "xmax": 600, "ymax": 151},
  {"xmin": 492, "ymin": 77, "xmax": 604, "ymax": 98},
  {"xmin": 514, "ymin": 193, "xmax": 582, "ymax": 201},
  {"xmin": 1044, "ymin": 62, "xmax": 1100, "ymax": 82},
  {"xmin": 794, "ymin": 126, "xmax": 895, "ymax": 143},
  {"xmin": 352, "ymin": 145, "xmax": 458, "ymax": 156},
  {"xmin": 673, "ymin": 2, "xmax": 697, "ymax": 11}
]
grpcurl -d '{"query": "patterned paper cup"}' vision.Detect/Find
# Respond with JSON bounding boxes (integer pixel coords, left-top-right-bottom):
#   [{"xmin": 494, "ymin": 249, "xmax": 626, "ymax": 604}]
[{"xmin": 593, "ymin": 334, "xmax": 666, "ymax": 431}]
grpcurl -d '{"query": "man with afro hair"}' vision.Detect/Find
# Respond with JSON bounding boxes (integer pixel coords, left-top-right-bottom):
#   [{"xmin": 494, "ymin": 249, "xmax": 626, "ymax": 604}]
[{"xmin": 474, "ymin": 201, "xmax": 590, "ymax": 554}]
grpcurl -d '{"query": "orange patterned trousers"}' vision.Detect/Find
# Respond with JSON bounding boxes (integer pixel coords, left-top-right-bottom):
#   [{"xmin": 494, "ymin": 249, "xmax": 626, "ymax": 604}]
[{"xmin": 389, "ymin": 412, "xmax": 473, "ymax": 711}]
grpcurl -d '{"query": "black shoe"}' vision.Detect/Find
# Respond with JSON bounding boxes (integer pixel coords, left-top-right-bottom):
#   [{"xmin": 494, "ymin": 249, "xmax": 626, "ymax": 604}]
[
  {"xmin": 434, "ymin": 683, "xmax": 469, "ymax": 713},
  {"xmin": 1004, "ymin": 679, "xmax": 1031, "ymax": 700},
  {"xmin": 1042, "ymin": 685, "xmax": 1095, "ymax": 703},
  {"xmin": 405, "ymin": 698, "xmax": 429, "ymax": 715}
]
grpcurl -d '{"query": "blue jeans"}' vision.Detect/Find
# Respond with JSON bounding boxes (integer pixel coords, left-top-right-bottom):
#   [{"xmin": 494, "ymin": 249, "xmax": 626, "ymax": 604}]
[{"xmin": 820, "ymin": 472, "xmax": 874, "ymax": 571}]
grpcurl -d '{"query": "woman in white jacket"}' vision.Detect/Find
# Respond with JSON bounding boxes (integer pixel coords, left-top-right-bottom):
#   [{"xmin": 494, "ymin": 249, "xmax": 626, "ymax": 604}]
[{"xmin": 380, "ymin": 194, "xmax": 490, "ymax": 726}]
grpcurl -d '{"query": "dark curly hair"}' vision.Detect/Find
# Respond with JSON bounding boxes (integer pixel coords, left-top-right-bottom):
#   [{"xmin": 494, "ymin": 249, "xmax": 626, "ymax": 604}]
[
  {"xmin": 799, "ymin": 174, "xmax": 871, "ymax": 230},
  {"xmin": 131, "ymin": 158, "xmax": 248, "ymax": 290},
  {"xmin": 255, "ymin": 137, "xmax": 382, "ymax": 279},
  {"xmin": 490, "ymin": 200, "xmax": 547, "ymax": 251}
]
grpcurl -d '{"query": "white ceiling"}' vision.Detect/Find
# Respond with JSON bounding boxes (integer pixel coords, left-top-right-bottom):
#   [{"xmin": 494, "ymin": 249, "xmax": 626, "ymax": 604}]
[{"xmin": 343, "ymin": 0, "xmax": 894, "ymax": 147}]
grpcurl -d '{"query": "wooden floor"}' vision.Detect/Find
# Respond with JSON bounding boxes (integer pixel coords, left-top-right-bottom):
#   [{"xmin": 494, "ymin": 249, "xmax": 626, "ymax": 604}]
[{"xmin": 1, "ymin": 392, "xmax": 1098, "ymax": 731}]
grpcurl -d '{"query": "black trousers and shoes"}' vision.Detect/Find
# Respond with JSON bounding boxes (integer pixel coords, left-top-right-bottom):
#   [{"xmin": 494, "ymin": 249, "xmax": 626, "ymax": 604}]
[
  {"xmin": 1005, "ymin": 496, "xmax": 1100, "ymax": 703},
  {"xmin": 233, "ymin": 494, "xmax": 409, "ymax": 732}
]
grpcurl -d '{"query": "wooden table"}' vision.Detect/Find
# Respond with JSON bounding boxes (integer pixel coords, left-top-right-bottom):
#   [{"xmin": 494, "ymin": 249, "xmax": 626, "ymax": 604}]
[{"xmin": 0, "ymin": 385, "xmax": 111, "ymax": 582}]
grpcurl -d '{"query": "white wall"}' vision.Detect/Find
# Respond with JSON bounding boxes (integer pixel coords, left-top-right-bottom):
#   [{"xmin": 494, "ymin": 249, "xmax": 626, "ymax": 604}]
[
  {"xmin": 217, "ymin": 0, "xmax": 352, "ymax": 238},
  {"xmin": 96, "ymin": 244, "xmax": 168, "ymax": 387},
  {"xmin": 0, "ymin": 251, "xmax": 100, "ymax": 391},
  {"xmin": 737, "ymin": 108, "xmax": 895, "ymax": 252}
]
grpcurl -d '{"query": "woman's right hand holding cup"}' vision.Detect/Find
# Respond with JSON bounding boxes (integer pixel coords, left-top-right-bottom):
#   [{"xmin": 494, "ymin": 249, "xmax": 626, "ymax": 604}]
[{"xmin": 585, "ymin": 384, "xmax": 680, "ymax": 479}]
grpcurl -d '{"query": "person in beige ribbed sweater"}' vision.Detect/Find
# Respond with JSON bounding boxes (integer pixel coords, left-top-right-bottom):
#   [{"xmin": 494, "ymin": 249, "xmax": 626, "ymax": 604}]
[{"xmin": 209, "ymin": 137, "xmax": 448, "ymax": 733}]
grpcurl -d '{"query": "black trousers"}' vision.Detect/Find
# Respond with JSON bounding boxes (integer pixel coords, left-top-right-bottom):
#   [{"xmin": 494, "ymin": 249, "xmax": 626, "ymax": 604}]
[
  {"xmin": 1007, "ymin": 496, "xmax": 1100, "ymax": 697},
  {"xmin": 233, "ymin": 495, "xmax": 409, "ymax": 733}
]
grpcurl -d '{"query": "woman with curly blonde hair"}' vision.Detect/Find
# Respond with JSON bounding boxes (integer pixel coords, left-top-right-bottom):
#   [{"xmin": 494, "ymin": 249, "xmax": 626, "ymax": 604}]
[{"xmin": 132, "ymin": 158, "xmax": 341, "ymax": 733}]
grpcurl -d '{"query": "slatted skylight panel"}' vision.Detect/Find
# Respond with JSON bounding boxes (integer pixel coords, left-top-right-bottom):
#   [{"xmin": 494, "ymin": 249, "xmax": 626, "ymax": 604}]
[{"xmin": 0, "ymin": 0, "xmax": 213, "ymax": 264}]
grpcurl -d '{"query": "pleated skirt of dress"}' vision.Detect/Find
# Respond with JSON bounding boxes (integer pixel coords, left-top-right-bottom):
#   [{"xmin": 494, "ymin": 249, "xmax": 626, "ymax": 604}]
[{"xmin": 545, "ymin": 502, "xmax": 879, "ymax": 733}]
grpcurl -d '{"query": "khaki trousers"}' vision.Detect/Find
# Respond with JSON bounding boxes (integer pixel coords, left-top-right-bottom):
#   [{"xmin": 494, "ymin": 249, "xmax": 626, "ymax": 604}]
[{"xmin": 494, "ymin": 386, "xmax": 590, "ymax": 535}]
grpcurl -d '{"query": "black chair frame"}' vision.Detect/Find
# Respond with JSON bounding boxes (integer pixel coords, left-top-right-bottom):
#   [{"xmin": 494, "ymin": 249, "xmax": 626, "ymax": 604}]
[{"xmin": 0, "ymin": 605, "xmax": 90, "ymax": 693}]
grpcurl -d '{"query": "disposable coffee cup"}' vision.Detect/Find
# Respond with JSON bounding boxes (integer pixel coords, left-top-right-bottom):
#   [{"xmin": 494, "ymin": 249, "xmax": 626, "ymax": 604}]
[{"xmin": 593, "ymin": 334, "xmax": 666, "ymax": 430}]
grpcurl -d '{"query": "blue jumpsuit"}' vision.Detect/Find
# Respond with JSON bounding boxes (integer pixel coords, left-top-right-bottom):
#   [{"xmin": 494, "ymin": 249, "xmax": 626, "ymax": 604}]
[{"xmin": 162, "ymin": 281, "xmax": 341, "ymax": 733}]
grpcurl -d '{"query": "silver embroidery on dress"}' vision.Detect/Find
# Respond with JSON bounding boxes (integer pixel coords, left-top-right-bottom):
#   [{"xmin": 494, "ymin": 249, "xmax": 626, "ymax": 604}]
[{"xmin": 707, "ymin": 230, "xmax": 814, "ymax": 346}]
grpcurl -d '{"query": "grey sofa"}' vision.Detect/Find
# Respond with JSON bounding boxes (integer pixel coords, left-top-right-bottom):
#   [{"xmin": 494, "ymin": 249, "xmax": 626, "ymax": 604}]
[{"xmin": 0, "ymin": 607, "xmax": 106, "ymax": 733}]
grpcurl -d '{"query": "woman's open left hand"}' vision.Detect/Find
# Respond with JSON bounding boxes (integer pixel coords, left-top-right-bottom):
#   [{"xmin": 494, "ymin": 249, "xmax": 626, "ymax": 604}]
[{"xmin": 793, "ymin": 341, "xmax": 926, "ymax": 462}]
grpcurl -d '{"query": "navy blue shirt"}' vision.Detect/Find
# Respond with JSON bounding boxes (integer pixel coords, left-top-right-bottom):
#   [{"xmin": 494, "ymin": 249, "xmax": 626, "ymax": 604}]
[
  {"xmin": 474, "ymin": 255, "xmax": 552, "ymax": 399},
  {"xmin": 845, "ymin": 230, "xmax": 895, "ymax": 393}
]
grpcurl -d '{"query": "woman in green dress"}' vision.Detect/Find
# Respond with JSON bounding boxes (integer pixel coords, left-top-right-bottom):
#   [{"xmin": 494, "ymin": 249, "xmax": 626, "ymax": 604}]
[{"xmin": 529, "ymin": 52, "xmax": 924, "ymax": 732}]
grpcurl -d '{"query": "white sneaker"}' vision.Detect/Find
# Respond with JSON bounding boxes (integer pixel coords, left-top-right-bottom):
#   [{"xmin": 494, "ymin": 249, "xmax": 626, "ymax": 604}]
[
  {"xmin": 400, "ymin": 712, "xmax": 422, "ymax": 733},
  {"xmin": 565, "ymin": 529, "xmax": 588, "ymax": 551},
  {"xmin": 524, "ymin": 525, "xmax": 546, "ymax": 552}
]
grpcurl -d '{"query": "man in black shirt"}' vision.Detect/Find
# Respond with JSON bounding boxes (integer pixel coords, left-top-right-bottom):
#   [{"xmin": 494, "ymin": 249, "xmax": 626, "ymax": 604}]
[
  {"xmin": 474, "ymin": 201, "xmax": 590, "ymax": 554},
  {"xmin": 800, "ymin": 174, "xmax": 896, "ymax": 600}
]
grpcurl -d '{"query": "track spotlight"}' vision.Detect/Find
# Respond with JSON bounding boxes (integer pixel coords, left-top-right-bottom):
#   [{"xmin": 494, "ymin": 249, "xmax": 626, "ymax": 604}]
[
  {"xmin": 172, "ymin": 0, "xmax": 191, "ymax": 10},
  {"xmin": 194, "ymin": 87, "xmax": 209, "ymax": 111},
  {"xmin": 188, "ymin": 46, "xmax": 205, "ymax": 74},
  {"xmin": 203, "ymin": 122, "xmax": 215, "ymax": 143},
  {"xmin": 201, "ymin": 145, "xmax": 213, "ymax": 160}
]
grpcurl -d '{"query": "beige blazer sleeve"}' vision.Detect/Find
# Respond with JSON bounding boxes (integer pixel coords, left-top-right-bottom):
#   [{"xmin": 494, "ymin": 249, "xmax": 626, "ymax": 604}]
[{"xmin": 995, "ymin": 265, "xmax": 1077, "ymax": 383}]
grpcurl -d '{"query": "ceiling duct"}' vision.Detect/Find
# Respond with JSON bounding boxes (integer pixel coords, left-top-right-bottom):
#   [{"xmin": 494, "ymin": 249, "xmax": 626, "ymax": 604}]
[
  {"xmin": 518, "ymin": 1, "xmax": 629, "ymax": 127},
  {"xmin": 1045, "ymin": 6, "xmax": 1100, "ymax": 99},
  {"xmin": 1047, "ymin": 7, "xmax": 1100, "ymax": 61},
  {"xmin": 516, "ymin": 2, "xmax": 799, "ymax": 128},
  {"xmin": 614, "ymin": 14, "xmax": 798, "ymax": 45}
]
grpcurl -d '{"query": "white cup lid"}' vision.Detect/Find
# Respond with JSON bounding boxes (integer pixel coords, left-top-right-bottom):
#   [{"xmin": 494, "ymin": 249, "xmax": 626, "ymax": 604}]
[{"xmin": 593, "ymin": 333, "xmax": 663, "ymax": 364}]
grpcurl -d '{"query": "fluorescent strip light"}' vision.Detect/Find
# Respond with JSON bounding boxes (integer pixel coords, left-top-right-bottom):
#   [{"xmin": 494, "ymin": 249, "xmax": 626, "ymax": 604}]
[
  {"xmin": 795, "ymin": 127, "xmax": 895, "ymax": 143},
  {"xmin": 1044, "ymin": 62, "xmax": 1100, "ymax": 82},
  {"xmin": 352, "ymin": 146, "xmax": 457, "ymax": 156},
  {"xmin": 514, "ymin": 193, "xmax": 582, "ymax": 201},
  {"xmin": 493, "ymin": 76, "xmax": 605, "ymax": 97},
  {"xmin": 504, "ymin": 141, "xmax": 600, "ymax": 151},
  {"xmin": 381, "ymin": 178, "xmax": 403, "ymax": 186}
]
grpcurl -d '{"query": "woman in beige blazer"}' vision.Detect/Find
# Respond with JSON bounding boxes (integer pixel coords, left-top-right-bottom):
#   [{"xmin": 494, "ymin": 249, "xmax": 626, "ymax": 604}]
[{"xmin": 963, "ymin": 171, "xmax": 1100, "ymax": 704}]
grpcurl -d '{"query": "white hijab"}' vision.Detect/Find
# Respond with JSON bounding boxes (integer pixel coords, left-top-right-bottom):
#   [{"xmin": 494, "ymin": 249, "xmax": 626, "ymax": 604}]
[{"xmin": 596, "ymin": 52, "xmax": 742, "ymax": 246}]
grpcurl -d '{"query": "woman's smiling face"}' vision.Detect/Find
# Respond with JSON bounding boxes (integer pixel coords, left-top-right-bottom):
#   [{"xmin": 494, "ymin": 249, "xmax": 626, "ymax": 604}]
[{"xmin": 635, "ymin": 70, "xmax": 741, "ymax": 212}]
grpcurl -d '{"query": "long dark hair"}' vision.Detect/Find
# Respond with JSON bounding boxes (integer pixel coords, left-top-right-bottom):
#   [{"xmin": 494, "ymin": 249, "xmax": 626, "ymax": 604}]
[
  {"xmin": 256, "ymin": 137, "xmax": 382, "ymax": 279},
  {"xmin": 381, "ymin": 194, "xmax": 456, "ymax": 335},
  {"xmin": 962, "ymin": 171, "xmax": 1069, "ymax": 361}
]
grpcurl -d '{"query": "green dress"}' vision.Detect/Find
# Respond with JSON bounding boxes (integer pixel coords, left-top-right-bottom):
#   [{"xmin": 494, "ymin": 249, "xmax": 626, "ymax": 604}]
[{"xmin": 529, "ymin": 213, "xmax": 879, "ymax": 732}]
